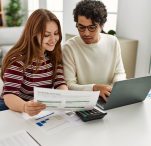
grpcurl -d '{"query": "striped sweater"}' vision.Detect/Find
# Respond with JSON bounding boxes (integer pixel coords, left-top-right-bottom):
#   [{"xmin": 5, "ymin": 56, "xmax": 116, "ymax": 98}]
[{"xmin": 1, "ymin": 57, "xmax": 66, "ymax": 101}]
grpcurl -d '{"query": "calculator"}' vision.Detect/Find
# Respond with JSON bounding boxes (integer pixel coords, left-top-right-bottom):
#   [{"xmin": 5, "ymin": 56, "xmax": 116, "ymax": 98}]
[{"xmin": 75, "ymin": 108, "xmax": 107, "ymax": 122}]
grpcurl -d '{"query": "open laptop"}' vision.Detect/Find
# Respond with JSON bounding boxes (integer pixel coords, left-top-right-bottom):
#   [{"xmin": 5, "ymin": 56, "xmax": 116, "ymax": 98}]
[{"xmin": 96, "ymin": 76, "xmax": 151, "ymax": 110}]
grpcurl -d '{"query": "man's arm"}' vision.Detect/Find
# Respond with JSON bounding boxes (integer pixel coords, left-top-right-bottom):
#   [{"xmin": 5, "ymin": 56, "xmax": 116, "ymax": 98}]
[
  {"xmin": 62, "ymin": 44, "xmax": 94, "ymax": 91},
  {"xmin": 112, "ymin": 37, "xmax": 126, "ymax": 83}
]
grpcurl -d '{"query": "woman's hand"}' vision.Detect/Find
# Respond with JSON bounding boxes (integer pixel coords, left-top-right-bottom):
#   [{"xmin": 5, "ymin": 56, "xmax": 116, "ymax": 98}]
[
  {"xmin": 24, "ymin": 100, "xmax": 46, "ymax": 116},
  {"xmin": 93, "ymin": 84, "xmax": 112, "ymax": 102}
]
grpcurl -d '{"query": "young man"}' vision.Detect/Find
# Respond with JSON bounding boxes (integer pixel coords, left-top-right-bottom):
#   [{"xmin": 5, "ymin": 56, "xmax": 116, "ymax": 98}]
[{"xmin": 62, "ymin": 0, "xmax": 126, "ymax": 102}]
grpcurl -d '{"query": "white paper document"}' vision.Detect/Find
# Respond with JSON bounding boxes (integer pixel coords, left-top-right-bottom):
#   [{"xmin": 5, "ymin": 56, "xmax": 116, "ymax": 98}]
[
  {"xmin": 23, "ymin": 110, "xmax": 82, "ymax": 135},
  {"xmin": 0, "ymin": 130, "xmax": 41, "ymax": 146},
  {"xmin": 34, "ymin": 87, "xmax": 99, "ymax": 111}
]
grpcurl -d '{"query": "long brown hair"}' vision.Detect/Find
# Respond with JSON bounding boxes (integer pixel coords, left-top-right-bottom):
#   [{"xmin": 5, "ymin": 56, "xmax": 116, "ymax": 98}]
[{"xmin": 1, "ymin": 9, "xmax": 62, "ymax": 80}]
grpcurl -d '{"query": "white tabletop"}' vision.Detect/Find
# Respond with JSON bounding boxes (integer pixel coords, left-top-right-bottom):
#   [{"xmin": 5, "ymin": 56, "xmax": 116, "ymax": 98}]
[{"xmin": 0, "ymin": 99, "xmax": 151, "ymax": 146}]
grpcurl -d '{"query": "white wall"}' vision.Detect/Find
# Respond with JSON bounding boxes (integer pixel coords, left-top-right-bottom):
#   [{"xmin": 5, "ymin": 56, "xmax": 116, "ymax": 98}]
[
  {"xmin": 39, "ymin": 0, "xmax": 47, "ymax": 8},
  {"xmin": 116, "ymin": 0, "xmax": 151, "ymax": 77}
]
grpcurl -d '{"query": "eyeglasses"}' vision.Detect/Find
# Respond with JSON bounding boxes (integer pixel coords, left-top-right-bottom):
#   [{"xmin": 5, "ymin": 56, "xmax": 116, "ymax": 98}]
[{"xmin": 76, "ymin": 23, "xmax": 98, "ymax": 32}]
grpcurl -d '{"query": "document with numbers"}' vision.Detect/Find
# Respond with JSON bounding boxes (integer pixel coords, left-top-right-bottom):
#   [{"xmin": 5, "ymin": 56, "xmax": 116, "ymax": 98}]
[{"xmin": 34, "ymin": 87, "xmax": 99, "ymax": 111}]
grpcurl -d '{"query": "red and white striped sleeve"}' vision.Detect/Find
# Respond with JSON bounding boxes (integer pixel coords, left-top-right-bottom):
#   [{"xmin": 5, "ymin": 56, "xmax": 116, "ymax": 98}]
[
  {"xmin": 53, "ymin": 64, "xmax": 67, "ymax": 89},
  {"xmin": 2, "ymin": 61, "xmax": 24, "ymax": 96}
]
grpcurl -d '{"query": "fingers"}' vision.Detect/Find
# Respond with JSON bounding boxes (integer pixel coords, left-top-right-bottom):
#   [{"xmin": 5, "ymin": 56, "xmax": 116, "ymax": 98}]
[
  {"xmin": 24, "ymin": 101, "xmax": 46, "ymax": 116},
  {"xmin": 101, "ymin": 95, "xmax": 108, "ymax": 102},
  {"xmin": 26, "ymin": 101, "xmax": 46, "ymax": 109},
  {"xmin": 99, "ymin": 85, "xmax": 112, "ymax": 102},
  {"xmin": 107, "ymin": 86, "xmax": 112, "ymax": 92},
  {"xmin": 27, "ymin": 110, "xmax": 41, "ymax": 117},
  {"xmin": 105, "ymin": 90, "xmax": 111, "ymax": 97}
]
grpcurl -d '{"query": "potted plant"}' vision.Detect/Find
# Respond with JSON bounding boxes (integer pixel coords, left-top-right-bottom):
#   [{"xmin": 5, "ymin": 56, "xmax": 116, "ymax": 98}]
[
  {"xmin": 107, "ymin": 30, "xmax": 116, "ymax": 36},
  {"xmin": 0, "ymin": 0, "xmax": 24, "ymax": 66},
  {"xmin": 5, "ymin": 0, "xmax": 24, "ymax": 27}
]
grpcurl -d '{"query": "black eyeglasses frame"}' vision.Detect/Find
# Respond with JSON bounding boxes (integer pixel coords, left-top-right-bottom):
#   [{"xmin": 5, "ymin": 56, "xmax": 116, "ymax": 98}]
[{"xmin": 76, "ymin": 23, "xmax": 98, "ymax": 32}]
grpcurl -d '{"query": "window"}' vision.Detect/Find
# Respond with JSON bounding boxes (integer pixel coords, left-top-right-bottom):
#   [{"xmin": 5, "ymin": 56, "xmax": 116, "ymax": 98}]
[
  {"xmin": 27, "ymin": 0, "xmax": 117, "ymax": 32},
  {"xmin": 27, "ymin": 0, "xmax": 39, "ymax": 17},
  {"xmin": 27, "ymin": 0, "xmax": 63, "ymax": 30},
  {"xmin": 46, "ymin": 0, "xmax": 63, "ymax": 30},
  {"xmin": 102, "ymin": 0, "xmax": 118, "ymax": 32}
]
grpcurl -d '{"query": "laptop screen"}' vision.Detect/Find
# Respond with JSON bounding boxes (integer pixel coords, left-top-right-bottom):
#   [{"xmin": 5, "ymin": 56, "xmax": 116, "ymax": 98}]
[{"xmin": 97, "ymin": 76, "xmax": 151, "ymax": 110}]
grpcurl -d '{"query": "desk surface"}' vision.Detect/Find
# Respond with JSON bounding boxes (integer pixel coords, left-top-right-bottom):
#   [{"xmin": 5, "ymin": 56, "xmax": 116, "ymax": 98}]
[{"xmin": 0, "ymin": 99, "xmax": 151, "ymax": 146}]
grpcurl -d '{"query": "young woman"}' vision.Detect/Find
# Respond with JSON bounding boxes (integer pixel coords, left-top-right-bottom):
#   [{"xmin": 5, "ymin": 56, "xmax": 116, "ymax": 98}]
[{"xmin": 0, "ymin": 9, "xmax": 68, "ymax": 116}]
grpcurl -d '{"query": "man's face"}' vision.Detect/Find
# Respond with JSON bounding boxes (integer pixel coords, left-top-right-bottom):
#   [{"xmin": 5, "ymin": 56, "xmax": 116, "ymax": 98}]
[{"xmin": 76, "ymin": 16, "xmax": 102, "ymax": 44}]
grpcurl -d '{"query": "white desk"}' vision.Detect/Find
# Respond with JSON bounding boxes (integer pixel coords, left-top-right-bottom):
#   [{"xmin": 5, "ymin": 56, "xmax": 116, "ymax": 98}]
[{"xmin": 0, "ymin": 99, "xmax": 151, "ymax": 146}]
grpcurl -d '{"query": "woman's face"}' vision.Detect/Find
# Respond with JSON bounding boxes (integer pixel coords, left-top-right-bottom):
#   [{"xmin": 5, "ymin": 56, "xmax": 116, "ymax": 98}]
[{"xmin": 38, "ymin": 21, "xmax": 59, "ymax": 52}]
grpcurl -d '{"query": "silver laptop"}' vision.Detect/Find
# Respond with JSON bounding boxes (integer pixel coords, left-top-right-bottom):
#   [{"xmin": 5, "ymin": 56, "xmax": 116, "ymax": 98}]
[{"xmin": 96, "ymin": 76, "xmax": 151, "ymax": 110}]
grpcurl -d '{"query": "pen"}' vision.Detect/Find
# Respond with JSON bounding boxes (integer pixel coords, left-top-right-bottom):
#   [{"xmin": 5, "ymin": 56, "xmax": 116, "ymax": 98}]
[
  {"xmin": 35, "ymin": 112, "xmax": 54, "ymax": 120},
  {"xmin": 26, "ymin": 131, "xmax": 42, "ymax": 146}
]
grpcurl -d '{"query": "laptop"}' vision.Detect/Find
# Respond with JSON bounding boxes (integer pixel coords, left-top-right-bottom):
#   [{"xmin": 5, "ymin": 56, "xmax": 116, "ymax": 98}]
[{"xmin": 96, "ymin": 76, "xmax": 151, "ymax": 110}]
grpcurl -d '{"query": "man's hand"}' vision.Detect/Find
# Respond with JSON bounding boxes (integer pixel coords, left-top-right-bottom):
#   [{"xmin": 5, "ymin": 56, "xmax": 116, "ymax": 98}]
[{"xmin": 93, "ymin": 84, "xmax": 112, "ymax": 102}]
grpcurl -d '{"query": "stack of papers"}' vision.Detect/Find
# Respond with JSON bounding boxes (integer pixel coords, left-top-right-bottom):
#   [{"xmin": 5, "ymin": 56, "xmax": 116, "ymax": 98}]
[{"xmin": 34, "ymin": 87, "xmax": 99, "ymax": 111}]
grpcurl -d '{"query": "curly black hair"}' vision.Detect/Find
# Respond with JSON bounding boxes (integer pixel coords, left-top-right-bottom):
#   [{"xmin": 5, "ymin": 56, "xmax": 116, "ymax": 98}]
[{"xmin": 73, "ymin": 0, "xmax": 107, "ymax": 26}]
